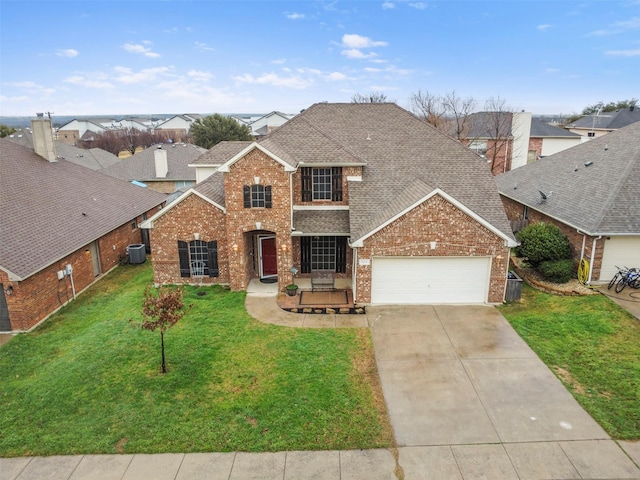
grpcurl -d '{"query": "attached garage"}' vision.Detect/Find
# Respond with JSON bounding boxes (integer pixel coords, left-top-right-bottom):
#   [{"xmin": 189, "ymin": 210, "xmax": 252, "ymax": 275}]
[
  {"xmin": 600, "ymin": 236, "xmax": 640, "ymax": 282},
  {"xmin": 371, "ymin": 256, "xmax": 491, "ymax": 304}
]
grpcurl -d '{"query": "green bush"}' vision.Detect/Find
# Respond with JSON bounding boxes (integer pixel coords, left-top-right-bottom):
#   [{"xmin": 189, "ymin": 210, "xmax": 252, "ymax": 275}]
[
  {"xmin": 515, "ymin": 223, "xmax": 571, "ymax": 266},
  {"xmin": 538, "ymin": 259, "xmax": 575, "ymax": 283}
]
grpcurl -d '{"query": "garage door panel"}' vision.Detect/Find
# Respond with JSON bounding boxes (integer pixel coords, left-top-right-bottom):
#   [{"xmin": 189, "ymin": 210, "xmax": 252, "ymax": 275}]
[
  {"xmin": 600, "ymin": 236, "xmax": 640, "ymax": 282},
  {"xmin": 371, "ymin": 257, "xmax": 490, "ymax": 304}
]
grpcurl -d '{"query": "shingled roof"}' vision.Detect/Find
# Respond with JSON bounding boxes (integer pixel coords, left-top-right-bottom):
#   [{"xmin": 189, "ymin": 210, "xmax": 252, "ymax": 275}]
[
  {"xmin": 566, "ymin": 107, "xmax": 640, "ymax": 130},
  {"xmin": 496, "ymin": 121, "xmax": 640, "ymax": 235},
  {"xmin": 0, "ymin": 139, "xmax": 166, "ymax": 280},
  {"xmin": 530, "ymin": 118, "xmax": 581, "ymax": 138},
  {"xmin": 100, "ymin": 143, "xmax": 207, "ymax": 182}
]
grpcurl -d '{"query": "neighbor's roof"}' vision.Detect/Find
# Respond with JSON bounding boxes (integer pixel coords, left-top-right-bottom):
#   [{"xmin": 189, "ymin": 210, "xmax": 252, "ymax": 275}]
[
  {"xmin": 100, "ymin": 143, "xmax": 207, "ymax": 182},
  {"xmin": 566, "ymin": 107, "xmax": 640, "ymax": 130},
  {"xmin": 529, "ymin": 119, "xmax": 581, "ymax": 138},
  {"xmin": 0, "ymin": 139, "xmax": 166, "ymax": 280},
  {"xmin": 6, "ymin": 130, "xmax": 119, "ymax": 170},
  {"xmin": 263, "ymin": 103, "xmax": 515, "ymax": 244},
  {"xmin": 190, "ymin": 141, "xmax": 253, "ymax": 166},
  {"xmin": 496, "ymin": 121, "xmax": 640, "ymax": 235}
]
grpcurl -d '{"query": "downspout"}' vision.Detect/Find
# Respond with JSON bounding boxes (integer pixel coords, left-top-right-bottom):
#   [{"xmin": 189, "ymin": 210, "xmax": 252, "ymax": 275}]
[
  {"xmin": 352, "ymin": 245, "xmax": 358, "ymax": 304},
  {"xmin": 587, "ymin": 236, "xmax": 602, "ymax": 285},
  {"xmin": 504, "ymin": 138, "xmax": 510, "ymax": 173}
]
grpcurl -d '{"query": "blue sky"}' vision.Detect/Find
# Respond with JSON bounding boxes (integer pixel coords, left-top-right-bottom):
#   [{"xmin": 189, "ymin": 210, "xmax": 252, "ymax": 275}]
[{"xmin": 1, "ymin": 0, "xmax": 638, "ymax": 116}]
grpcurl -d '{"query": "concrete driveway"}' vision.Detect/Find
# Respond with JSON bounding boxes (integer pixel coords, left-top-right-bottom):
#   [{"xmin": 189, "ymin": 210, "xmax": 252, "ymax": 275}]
[{"xmin": 370, "ymin": 305, "xmax": 640, "ymax": 478}]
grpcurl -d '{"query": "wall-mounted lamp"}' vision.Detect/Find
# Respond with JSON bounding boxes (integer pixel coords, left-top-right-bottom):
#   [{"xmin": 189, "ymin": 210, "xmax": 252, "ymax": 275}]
[
  {"xmin": 5, "ymin": 285, "xmax": 13, "ymax": 296},
  {"xmin": 281, "ymin": 243, "xmax": 287, "ymax": 252},
  {"xmin": 232, "ymin": 243, "xmax": 239, "ymax": 252},
  {"xmin": 194, "ymin": 232, "xmax": 200, "ymax": 240}
]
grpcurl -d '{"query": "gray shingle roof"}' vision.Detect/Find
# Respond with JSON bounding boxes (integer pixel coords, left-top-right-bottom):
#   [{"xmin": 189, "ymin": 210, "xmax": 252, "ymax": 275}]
[
  {"xmin": 293, "ymin": 210, "xmax": 350, "ymax": 235},
  {"xmin": 100, "ymin": 143, "xmax": 206, "ymax": 182},
  {"xmin": 567, "ymin": 107, "xmax": 640, "ymax": 130},
  {"xmin": 0, "ymin": 139, "xmax": 166, "ymax": 280},
  {"xmin": 530, "ymin": 119, "xmax": 581, "ymax": 138},
  {"xmin": 496, "ymin": 121, "xmax": 640, "ymax": 235},
  {"xmin": 266, "ymin": 103, "xmax": 514, "ymax": 243},
  {"xmin": 193, "ymin": 171, "xmax": 225, "ymax": 208},
  {"xmin": 190, "ymin": 141, "xmax": 253, "ymax": 166},
  {"xmin": 6, "ymin": 130, "xmax": 120, "ymax": 170}
]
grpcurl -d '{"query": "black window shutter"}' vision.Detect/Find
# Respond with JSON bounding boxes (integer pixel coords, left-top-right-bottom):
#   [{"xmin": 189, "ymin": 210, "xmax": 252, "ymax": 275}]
[
  {"xmin": 243, "ymin": 185, "xmax": 251, "ymax": 208},
  {"xmin": 300, "ymin": 237, "xmax": 311, "ymax": 273},
  {"xmin": 301, "ymin": 167, "xmax": 312, "ymax": 202},
  {"xmin": 336, "ymin": 236, "xmax": 347, "ymax": 273},
  {"xmin": 178, "ymin": 240, "xmax": 190, "ymax": 277},
  {"xmin": 265, "ymin": 185, "xmax": 272, "ymax": 208},
  {"xmin": 332, "ymin": 167, "xmax": 343, "ymax": 201},
  {"xmin": 207, "ymin": 241, "xmax": 219, "ymax": 277}
]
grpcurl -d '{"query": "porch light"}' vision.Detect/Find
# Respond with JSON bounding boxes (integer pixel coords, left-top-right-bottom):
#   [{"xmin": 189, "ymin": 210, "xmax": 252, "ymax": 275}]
[
  {"xmin": 232, "ymin": 243, "xmax": 238, "ymax": 252},
  {"xmin": 5, "ymin": 285, "xmax": 13, "ymax": 296},
  {"xmin": 281, "ymin": 244, "xmax": 287, "ymax": 252}
]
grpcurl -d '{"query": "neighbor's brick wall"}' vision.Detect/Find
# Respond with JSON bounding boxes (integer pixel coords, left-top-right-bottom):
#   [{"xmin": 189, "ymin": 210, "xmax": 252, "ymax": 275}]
[
  {"xmin": 355, "ymin": 195, "xmax": 510, "ymax": 304},
  {"xmin": 2, "ymin": 212, "xmax": 153, "ymax": 332},
  {"xmin": 224, "ymin": 149, "xmax": 293, "ymax": 290},
  {"xmin": 528, "ymin": 138, "xmax": 543, "ymax": 162},
  {"xmin": 150, "ymin": 194, "xmax": 229, "ymax": 286},
  {"xmin": 146, "ymin": 181, "xmax": 179, "ymax": 194},
  {"xmin": 500, "ymin": 196, "xmax": 604, "ymax": 281}
]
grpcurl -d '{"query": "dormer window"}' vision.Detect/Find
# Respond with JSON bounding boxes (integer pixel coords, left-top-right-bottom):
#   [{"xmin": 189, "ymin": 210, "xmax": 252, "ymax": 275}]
[
  {"xmin": 243, "ymin": 184, "xmax": 272, "ymax": 208},
  {"xmin": 301, "ymin": 167, "xmax": 342, "ymax": 201}
]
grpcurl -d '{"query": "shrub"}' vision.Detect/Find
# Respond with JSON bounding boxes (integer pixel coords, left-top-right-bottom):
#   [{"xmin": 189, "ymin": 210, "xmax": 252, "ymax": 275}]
[
  {"xmin": 538, "ymin": 259, "xmax": 575, "ymax": 283},
  {"xmin": 515, "ymin": 223, "xmax": 571, "ymax": 266}
]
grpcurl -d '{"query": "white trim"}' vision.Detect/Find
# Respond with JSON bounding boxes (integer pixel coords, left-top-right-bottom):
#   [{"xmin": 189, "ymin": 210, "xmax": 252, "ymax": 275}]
[
  {"xmin": 298, "ymin": 162, "xmax": 367, "ymax": 167},
  {"xmin": 291, "ymin": 231, "xmax": 350, "ymax": 236},
  {"xmin": 351, "ymin": 189, "xmax": 518, "ymax": 247},
  {"xmin": 187, "ymin": 162, "xmax": 221, "ymax": 168},
  {"xmin": 292, "ymin": 205, "xmax": 349, "ymax": 211},
  {"xmin": 140, "ymin": 189, "xmax": 225, "ymax": 228},
  {"xmin": 218, "ymin": 143, "xmax": 295, "ymax": 172}
]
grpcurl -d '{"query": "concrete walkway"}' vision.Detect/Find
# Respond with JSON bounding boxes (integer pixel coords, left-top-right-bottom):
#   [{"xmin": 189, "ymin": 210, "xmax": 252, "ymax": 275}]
[{"xmin": 2, "ymin": 287, "xmax": 640, "ymax": 479}]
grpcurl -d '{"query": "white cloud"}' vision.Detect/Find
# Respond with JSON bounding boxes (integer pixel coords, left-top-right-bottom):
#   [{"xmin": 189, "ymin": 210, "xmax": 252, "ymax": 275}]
[
  {"xmin": 234, "ymin": 72, "xmax": 313, "ymax": 89},
  {"xmin": 342, "ymin": 34, "xmax": 388, "ymax": 49},
  {"xmin": 409, "ymin": 2, "xmax": 427, "ymax": 9},
  {"xmin": 122, "ymin": 43, "xmax": 161, "ymax": 58},
  {"xmin": 341, "ymin": 49, "xmax": 378, "ymax": 59},
  {"xmin": 113, "ymin": 66, "xmax": 172, "ymax": 84},
  {"xmin": 188, "ymin": 70, "xmax": 213, "ymax": 81},
  {"xmin": 537, "ymin": 24, "xmax": 552, "ymax": 31},
  {"xmin": 545, "ymin": 67, "xmax": 560, "ymax": 72},
  {"xmin": 605, "ymin": 48, "xmax": 640, "ymax": 56},
  {"xmin": 64, "ymin": 75, "xmax": 114, "ymax": 89},
  {"xmin": 587, "ymin": 16, "xmax": 640, "ymax": 35},
  {"xmin": 56, "ymin": 49, "xmax": 79, "ymax": 58},
  {"xmin": 382, "ymin": 2, "xmax": 395, "ymax": 9},
  {"xmin": 286, "ymin": 12, "xmax": 305, "ymax": 20},
  {"xmin": 615, "ymin": 16, "xmax": 640, "ymax": 28},
  {"xmin": 5, "ymin": 80, "xmax": 56, "ymax": 95},
  {"xmin": 195, "ymin": 42, "xmax": 215, "ymax": 51},
  {"xmin": 272, "ymin": 58, "xmax": 287, "ymax": 64},
  {"xmin": 325, "ymin": 71, "xmax": 347, "ymax": 81}
]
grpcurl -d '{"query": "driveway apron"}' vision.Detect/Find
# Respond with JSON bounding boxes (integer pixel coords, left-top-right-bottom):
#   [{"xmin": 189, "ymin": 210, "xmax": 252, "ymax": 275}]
[{"xmin": 369, "ymin": 304, "xmax": 610, "ymax": 447}]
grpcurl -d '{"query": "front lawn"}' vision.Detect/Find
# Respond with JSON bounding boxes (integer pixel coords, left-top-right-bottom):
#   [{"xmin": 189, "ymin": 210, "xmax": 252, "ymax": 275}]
[
  {"xmin": 499, "ymin": 284, "xmax": 640, "ymax": 440},
  {"xmin": 0, "ymin": 264, "xmax": 393, "ymax": 457}
]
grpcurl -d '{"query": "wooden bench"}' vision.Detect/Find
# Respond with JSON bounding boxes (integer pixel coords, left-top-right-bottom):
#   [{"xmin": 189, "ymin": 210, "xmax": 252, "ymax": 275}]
[{"xmin": 311, "ymin": 269, "xmax": 335, "ymax": 292}]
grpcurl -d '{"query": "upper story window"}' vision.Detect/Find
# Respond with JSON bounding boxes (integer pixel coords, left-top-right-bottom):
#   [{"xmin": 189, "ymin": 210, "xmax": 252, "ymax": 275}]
[
  {"xmin": 301, "ymin": 167, "xmax": 342, "ymax": 202},
  {"xmin": 243, "ymin": 184, "xmax": 272, "ymax": 208},
  {"xmin": 587, "ymin": 131, "xmax": 596, "ymax": 137},
  {"xmin": 468, "ymin": 140, "xmax": 487, "ymax": 157}
]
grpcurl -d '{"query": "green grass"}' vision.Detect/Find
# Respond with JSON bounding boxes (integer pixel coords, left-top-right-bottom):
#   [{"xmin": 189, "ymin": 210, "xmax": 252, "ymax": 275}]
[
  {"xmin": 0, "ymin": 263, "xmax": 393, "ymax": 457},
  {"xmin": 499, "ymin": 284, "xmax": 640, "ymax": 440}
]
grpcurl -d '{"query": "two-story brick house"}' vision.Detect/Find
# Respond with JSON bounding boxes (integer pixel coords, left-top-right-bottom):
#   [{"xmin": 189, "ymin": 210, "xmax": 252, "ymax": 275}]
[{"xmin": 143, "ymin": 103, "xmax": 517, "ymax": 305}]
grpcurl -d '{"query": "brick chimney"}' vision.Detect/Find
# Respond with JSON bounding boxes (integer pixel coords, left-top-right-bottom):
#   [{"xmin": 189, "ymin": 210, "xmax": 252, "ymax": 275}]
[
  {"xmin": 31, "ymin": 117, "xmax": 57, "ymax": 162},
  {"xmin": 154, "ymin": 146, "xmax": 168, "ymax": 178}
]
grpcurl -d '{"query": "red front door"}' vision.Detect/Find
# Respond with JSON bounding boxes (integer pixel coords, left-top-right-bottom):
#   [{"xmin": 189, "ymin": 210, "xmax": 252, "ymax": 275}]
[{"xmin": 260, "ymin": 237, "xmax": 278, "ymax": 277}]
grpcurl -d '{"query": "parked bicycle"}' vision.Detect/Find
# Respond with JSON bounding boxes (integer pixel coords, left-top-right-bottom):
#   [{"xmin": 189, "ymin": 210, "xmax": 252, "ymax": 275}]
[
  {"xmin": 614, "ymin": 267, "xmax": 640, "ymax": 293},
  {"xmin": 608, "ymin": 266, "xmax": 628, "ymax": 290}
]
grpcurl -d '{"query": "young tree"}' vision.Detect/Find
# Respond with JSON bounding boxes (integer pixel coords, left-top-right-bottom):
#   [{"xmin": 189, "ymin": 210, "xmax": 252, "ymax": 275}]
[
  {"xmin": 136, "ymin": 286, "xmax": 190, "ymax": 374},
  {"xmin": 190, "ymin": 114, "xmax": 253, "ymax": 149}
]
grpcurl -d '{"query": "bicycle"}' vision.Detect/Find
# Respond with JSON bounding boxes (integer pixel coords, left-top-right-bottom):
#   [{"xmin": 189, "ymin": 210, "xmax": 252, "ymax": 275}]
[
  {"xmin": 608, "ymin": 266, "xmax": 628, "ymax": 290},
  {"xmin": 614, "ymin": 267, "xmax": 640, "ymax": 293}
]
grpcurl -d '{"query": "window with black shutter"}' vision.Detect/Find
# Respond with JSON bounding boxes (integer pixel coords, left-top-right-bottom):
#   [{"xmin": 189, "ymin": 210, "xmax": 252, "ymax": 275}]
[
  {"xmin": 301, "ymin": 167, "xmax": 313, "ymax": 201},
  {"xmin": 177, "ymin": 239, "xmax": 219, "ymax": 278},
  {"xmin": 243, "ymin": 185, "xmax": 251, "ymax": 208},
  {"xmin": 300, "ymin": 236, "xmax": 311, "ymax": 273},
  {"xmin": 245, "ymin": 184, "xmax": 272, "ymax": 208},
  {"xmin": 265, "ymin": 185, "xmax": 272, "ymax": 208},
  {"xmin": 332, "ymin": 167, "xmax": 343, "ymax": 201},
  {"xmin": 207, "ymin": 241, "xmax": 219, "ymax": 277},
  {"xmin": 178, "ymin": 240, "xmax": 190, "ymax": 277},
  {"xmin": 336, "ymin": 237, "xmax": 347, "ymax": 273},
  {"xmin": 301, "ymin": 167, "xmax": 343, "ymax": 201},
  {"xmin": 299, "ymin": 236, "xmax": 348, "ymax": 273}
]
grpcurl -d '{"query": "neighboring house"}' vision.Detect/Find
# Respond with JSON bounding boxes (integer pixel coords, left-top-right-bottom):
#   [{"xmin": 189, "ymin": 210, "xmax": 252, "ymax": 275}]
[
  {"xmin": 57, "ymin": 118, "xmax": 110, "ymax": 145},
  {"xmin": 236, "ymin": 111, "xmax": 296, "ymax": 138},
  {"xmin": 496, "ymin": 121, "xmax": 640, "ymax": 284},
  {"xmin": 100, "ymin": 143, "xmax": 207, "ymax": 194},
  {"xmin": 565, "ymin": 106, "xmax": 640, "ymax": 139},
  {"xmin": 527, "ymin": 118, "xmax": 582, "ymax": 163},
  {"xmin": 6, "ymin": 128, "xmax": 120, "ymax": 170},
  {"xmin": 461, "ymin": 111, "xmax": 532, "ymax": 175},
  {"xmin": 143, "ymin": 103, "xmax": 517, "ymax": 306},
  {"xmin": 0, "ymin": 119, "xmax": 166, "ymax": 332},
  {"xmin": 154, "ymin": 114, "xmax": 202, "ymax": 142}
]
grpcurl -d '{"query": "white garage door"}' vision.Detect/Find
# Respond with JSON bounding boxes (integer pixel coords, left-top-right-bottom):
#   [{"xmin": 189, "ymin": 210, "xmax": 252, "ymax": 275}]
[
  {"xmin": 371, "ymin": 256, "xmax": 491, "ymax": 304},
  {"xmin": 600, "ymin": 236, "xmax": 640, "ymax": 283}
]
